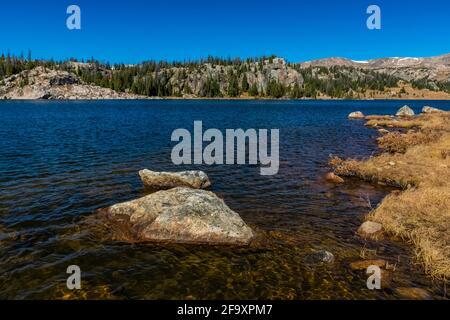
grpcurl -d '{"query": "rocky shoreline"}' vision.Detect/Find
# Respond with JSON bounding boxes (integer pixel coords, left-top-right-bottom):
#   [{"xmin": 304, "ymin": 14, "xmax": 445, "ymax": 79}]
[{"xmin": 330, "ymin": 105, "xmax": 450, "ymax": 282}]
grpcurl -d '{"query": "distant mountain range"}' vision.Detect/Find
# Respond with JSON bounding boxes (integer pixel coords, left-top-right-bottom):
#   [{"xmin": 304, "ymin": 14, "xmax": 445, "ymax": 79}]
[
  {"xmin": 300, "ymin": 53, "xmax": 450, "ymax": 83},
  {"xmin": 1, "ymin": 53, "xmax": 450, "ymax": 100}
]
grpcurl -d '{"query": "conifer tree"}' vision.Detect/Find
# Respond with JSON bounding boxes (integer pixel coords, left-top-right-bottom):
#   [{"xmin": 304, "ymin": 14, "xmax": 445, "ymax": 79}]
[
  {"xmin": 241, "ymin": 73, "xmax": 249, "ymax": 92},
  {"xmin": 249, "ymin": 83, "xmax": 259, "ymax": 96}
]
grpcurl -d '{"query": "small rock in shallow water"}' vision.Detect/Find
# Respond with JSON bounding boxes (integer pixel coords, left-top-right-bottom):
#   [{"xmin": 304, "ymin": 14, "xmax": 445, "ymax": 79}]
[
  {"xmin": 357, "ymin": 221, "xmax": 383, "ymax": 238},
  {"xmin": 394, "ymin": 287, "xmax": 432, "ymax": 300},
  {"xmin": 348, "ymin": 111, "xmax": 365, "ymax": 119},
  {"xmin": 325, "ymin": 172, "xmax": 344, "ymax": 184},
  {"xmin": 98, "ymin": 187, "xmax": 254, "ymax": 245},
  {"xmin": 396, "ymin": 105, "xmax": 415, "ymax": 117},
  {"xmin": 305, "ymin": 250, "xmax": 335, "ymax": 264},
  {"xmin": 139, "ymin": 169, "xmax": 211, "ymax": 189}
]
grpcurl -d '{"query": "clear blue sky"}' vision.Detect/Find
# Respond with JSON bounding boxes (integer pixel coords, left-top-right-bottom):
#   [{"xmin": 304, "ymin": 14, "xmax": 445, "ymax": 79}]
[{"xmin": 0, "ymin": 0, "xmax": 449, "ymax": 64}]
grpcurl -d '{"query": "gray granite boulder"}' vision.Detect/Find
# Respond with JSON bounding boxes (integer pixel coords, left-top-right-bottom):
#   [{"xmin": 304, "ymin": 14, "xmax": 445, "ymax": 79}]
[
  {"xmin": 396, "ymin": 105, "xmax": 415, "ymax": 117},
  {"xmin": 99, "ymin": 187, "xmax": 254, "ymax": 245}
]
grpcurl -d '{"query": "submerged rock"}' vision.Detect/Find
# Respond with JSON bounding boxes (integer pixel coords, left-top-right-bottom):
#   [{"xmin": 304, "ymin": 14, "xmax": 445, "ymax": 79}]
[
  {"xmin": 325, "ymin": 172, "xmax": 345, "ymax": 184},
  {"xmin": 396, "ymin": 105, "xmax": 415, "ymax": 117},
  {"xmin": 394, "ymin": 287, "xmax": 432, "ymax": 300},
  {"xmin": 422, "ymin": 106, "xmax": 443, "ymax": 114},
  {"xmin": 349, "ymin": 259, "xmax": 387, "ymax": 270},
  {"xmin": 357, "ymin": 221, "xmax": 383, "ymax": 238},
  {"xmin": 379, "ymin": 269, "xmax": 393, "ymax": 289},
  {"xmin": 305, "ymin": 250, "xmax": 335, "ymax": 264},
  {"xmin": 98, "ymin": 187, "xmax": 254, "ymax": 245},
  {"xmin": 348, "ymin": 111, "xmax": 365, "ymax": 119},
  {"xmin": 349, "ymin": 259, "xmax": 392, "ymax": 288},
  {"xmin": 139, "ymin": 169, "xmax": 211, "ymax": 189}
]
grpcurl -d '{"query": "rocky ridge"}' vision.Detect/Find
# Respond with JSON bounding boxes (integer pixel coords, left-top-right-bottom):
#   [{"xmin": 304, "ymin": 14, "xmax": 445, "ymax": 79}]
[
  {"xmin": 166, "ymin": 57, "xmax": 304, "ymax": 97},
  {"xmin": 0, "ymin": 66, "xmax": 146, "ymax": 100}
]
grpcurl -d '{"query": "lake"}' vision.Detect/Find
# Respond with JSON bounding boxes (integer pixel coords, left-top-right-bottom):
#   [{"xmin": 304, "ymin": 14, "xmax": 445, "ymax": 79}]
[{"xmin": 0, "ymin": 100, "xmax": 448, "ymax": 299}]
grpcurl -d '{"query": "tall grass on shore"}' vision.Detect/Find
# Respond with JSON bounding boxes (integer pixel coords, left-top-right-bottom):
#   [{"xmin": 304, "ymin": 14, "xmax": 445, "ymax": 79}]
[{"xmin": 331, "ymin": 112, "xmax": 450, "ymax": 281}]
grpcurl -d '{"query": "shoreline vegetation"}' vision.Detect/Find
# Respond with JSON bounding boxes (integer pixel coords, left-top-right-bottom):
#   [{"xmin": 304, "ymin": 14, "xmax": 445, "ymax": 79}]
[
  {"xmin": 330, "ymin": 107, "xmax": 450, "ymax": 282},
  {"xmin": 2, "ymin": 97, "xmax": 450, "ymax": 101},
  {"xmin": 1, "ymin": 53, "xmax": 450, "ymax": 100}
]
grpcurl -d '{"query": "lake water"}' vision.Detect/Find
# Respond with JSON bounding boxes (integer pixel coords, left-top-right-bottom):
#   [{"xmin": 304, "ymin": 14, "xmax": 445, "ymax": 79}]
[{"xmin": 0, "ymin": 100, "xmax": 448, "ymax": 299}]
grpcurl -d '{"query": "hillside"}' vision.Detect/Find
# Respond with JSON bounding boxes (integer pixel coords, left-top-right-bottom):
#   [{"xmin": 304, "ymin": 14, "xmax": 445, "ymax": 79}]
[
  {"xmin": 301, "ymin": 53, "xmax": 450, "ymax": 85},
  {"xmin": 1, "ymin": 53, "xmax": 450, "ymax": 100},
  {"xmin": 0, "ymin": 66, "xmax": 145, "ymax": 100}
]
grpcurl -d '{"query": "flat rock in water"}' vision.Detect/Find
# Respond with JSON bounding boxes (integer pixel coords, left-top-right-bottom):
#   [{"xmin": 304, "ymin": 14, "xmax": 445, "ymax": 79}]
[
  {"xmin": 139, "ymin": 169, "xmax": 211, "ymax": 189},
  {"xmin": 396, "ymin": 105, "xmax": 415, "ymax": 117},
  {"xmin": 349, "ymin": 259, "xmax": 387, "ymax": 270},
  {"xmin": 98, "ymin": 187, "xmax": 254, "ymax": 245}
]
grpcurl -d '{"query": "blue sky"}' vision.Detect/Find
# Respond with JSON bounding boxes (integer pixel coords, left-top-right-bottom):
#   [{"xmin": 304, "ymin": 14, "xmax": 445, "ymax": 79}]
[{"xmin": 0, "ymin": 0, "xmax": 449, "ymax": 63}]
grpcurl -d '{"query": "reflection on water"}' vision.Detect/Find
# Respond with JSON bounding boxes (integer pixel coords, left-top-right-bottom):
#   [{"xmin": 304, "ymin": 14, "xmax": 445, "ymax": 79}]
[{"xmin": 0, "ymin": 100, "xmax": 448, "ymax": 299}]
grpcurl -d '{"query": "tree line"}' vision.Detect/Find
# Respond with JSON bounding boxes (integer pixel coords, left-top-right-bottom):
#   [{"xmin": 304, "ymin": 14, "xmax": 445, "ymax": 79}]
[{"xmin": 2, "ymin": 52, "xmax": 448, "ymax": 98}]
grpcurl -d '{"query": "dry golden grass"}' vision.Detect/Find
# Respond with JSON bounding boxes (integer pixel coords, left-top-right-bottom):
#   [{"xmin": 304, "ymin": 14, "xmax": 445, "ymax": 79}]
[
  {"xmin": 365, "ymin": 118, "xmax": 423, "ymax": 129},
  {"xmin": 364, "ymin": 115, "xmax": 393, "ymax": 121},
  {"xmin": 331, "ymin": 111, "xmax": 450, "ymax": 281},
  {"xmin": 365, "ymin": 112, "xmax": 450, "ymax": 130},
  {"xmin": 377, "ymin": 130, "xmax": 443, "ymax": 154},
  {"xmin": 367, "ymin": 187, "xmax": 450, "ymax": 280}
]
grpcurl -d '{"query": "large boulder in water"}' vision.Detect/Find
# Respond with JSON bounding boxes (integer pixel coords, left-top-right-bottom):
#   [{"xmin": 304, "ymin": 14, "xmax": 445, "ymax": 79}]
[
  {"xmin": 396, "ymin": 105, "xmax": 415, "ymax": 117},
  {"xmin": 139, "ymin": 169, "xmax": 211, "ymax": 189},
  {"xmin": 99, "ymin": 187, "xmax": 254, "ymax": 245}
]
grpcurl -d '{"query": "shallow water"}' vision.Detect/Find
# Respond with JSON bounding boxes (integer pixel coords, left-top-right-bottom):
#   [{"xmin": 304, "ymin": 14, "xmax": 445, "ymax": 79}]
[{"xmin": 0, "ymin": 100, "xmax": 448, "ymax": 299}]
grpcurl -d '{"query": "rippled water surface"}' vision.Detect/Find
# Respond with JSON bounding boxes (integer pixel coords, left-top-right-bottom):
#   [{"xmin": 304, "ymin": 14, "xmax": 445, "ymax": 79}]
[{"xmin": 1, "ymin": 100, "xmax": 449, "ymax": 299}]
